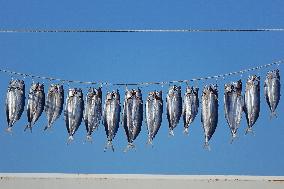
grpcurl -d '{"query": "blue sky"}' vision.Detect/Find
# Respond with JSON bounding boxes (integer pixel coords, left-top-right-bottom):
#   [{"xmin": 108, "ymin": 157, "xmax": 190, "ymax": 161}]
[{"xmin": 0, "ymin": 0, "xmax": 284, "ymax": 175}]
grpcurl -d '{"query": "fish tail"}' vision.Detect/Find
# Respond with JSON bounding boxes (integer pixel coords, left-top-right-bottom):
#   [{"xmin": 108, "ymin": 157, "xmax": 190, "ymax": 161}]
[
  {"xmin": 230, "ymin": 133, "xmax": 238, "ymax": 144},
  {"xmin": 85, "ymin": 135, "xmax": 93, "ymax": 143},
  {"xmin": 270, "ymin": 111, "xmax": 277, "ymax": 120},
  {"xmin": 123, "ymin": 143, "xmax": 136, "ymax": 153},
  {"xmin": 245, "ymin": 127, "xmax": 255, "ymax": 136},
  {"xmin": 183, "ymin": 127, "xmax": 189, "ymax": 135},
  {"xmin": 203, "ymin": 141, "xmax": 211, "ymax": 151},
  {"xmin": 169, "ymin": 129, "xmax": 174, "ymax": 137},
  {"xmin": 104, "ymin": 140, "xmax": 114, "ymax": 152},
  {"xmin": 146, "ymin": 137, "xmax": 154, "ymax": 147},
  {"xmin": 24, "ymin": 123, "xmax": 32, "ymax": 133},
  {"xmin": 67, "ymin": 135, "xmax": 74, "ymax": 145},
  {"xmin": 5, "ymin": 127, "xmax": 13, "ymax": 133}
]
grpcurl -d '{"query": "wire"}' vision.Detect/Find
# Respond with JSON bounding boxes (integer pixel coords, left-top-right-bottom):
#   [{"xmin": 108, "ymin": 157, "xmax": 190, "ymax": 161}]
[
  {"xmin": 0, "ymin": 59, "xmax": 282, "ymax": 86},
  {"xmin": 1, "ymin": 28, "xmax": 284, "ymax": 33}
]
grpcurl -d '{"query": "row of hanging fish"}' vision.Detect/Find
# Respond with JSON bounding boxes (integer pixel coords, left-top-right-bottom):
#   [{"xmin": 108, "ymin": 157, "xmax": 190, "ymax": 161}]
[{"xmin": 5, "ymin": 69, "xmax": 281, "ymax": 151}]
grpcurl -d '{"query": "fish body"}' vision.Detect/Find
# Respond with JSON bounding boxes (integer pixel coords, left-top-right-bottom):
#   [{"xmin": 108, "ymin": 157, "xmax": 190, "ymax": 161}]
[
  {"xmin": 103, "ymin": 90, "xmax": 121, "ymax": 151},
  {"xmin": 84, "ymin": 87, "xmax": 102, "ymax": 141},
  {"xmin": 183, "ymin": 86, "xmax": 199, "ymax": 134},
  {"xmin": 5, "ymin": 79, "xmax": 25, "ymax": 132},
  {"xmin": 64, "ymin": 88, "xmax": 84, "ymax": 142},
  {"xmin": 264, "ymin": 70, "xmax": 281, "ymax": 118},
  {"xmin": 123, "ymin": 88, "xmax": 143, "ymax": 151},
  {"xmin": 201, "ymin": 84, "xmax": 218, "ymax": 149},
  {"xmin": 166, "ymin": 85, "xmax": 182, "ymax": 136},
  {"xmin": 224, "ymin": 80, "xmax": 243, "ymax": 141},
  {"xmin": 145, "ymin": 91, "xmax": 163, "ymax": 145},
  {"xmin": 25, "ymin": 83, "xmax": 45, "ymax": 132},
  {"xmin": 44, "ymin": 84, "xmax": 64, "ymax": 130},
  {"xmin": 244, "ymin": 75, "xmax": 260, "ymax": 133}
]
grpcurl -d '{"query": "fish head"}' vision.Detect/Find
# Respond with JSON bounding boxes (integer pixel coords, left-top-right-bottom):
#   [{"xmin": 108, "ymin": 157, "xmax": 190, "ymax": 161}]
[
  {"xmin": 68, "ymin": 88, "xmax": 76, "ymax": 97},
  {"xmin": 224, "ymin": 83, "xmax": 233, "ymax": 93},
  {"xmin": 74, "ymin": 88, "xmax": 83, "ymax": 98},
  {"xmin": 155, "ymin": 91, "xmax": 163, "ymax": 100},
  {"xmin": 37, "ymin": 83, "xmax": 44, "ymax": 92},
  {"xmin": 134, "ymin": 88, "xmax": 142, "ymax": 99},
  {"xmin": 95, "ymin": 87, "xmax": 102, "ymax": 99},
  {"xmin": 106, "ymin": 92, "xmax": 113, "ymax": 101},
  {"xmin": 125, "ymin": 89, "xmax": 132, "ymax": 99},
  {"xmin": 112, "ymin": 90, "xmax": 120, "ymax": 101},
  {"xmin": 10, "ymin": 79, "xmax": 25, "ymax": 91}
]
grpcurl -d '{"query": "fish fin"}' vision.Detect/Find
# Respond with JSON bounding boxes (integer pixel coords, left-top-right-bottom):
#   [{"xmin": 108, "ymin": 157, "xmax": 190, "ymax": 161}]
[
  {"xmin": 124, "ymin": 143, "xmax": 136, "ymax": 153},
  {"xmin": 43, "ymin": 125, "xmax": 52, "ymax": 131},
  {"xmin": 24, "ymin": 123, "xmax": 32, "ymax": 133},
  {"xmin": 270, "ymin": 111, "xmax": 277, "ymax": 120},
  {"xmin": 203, "ymin": 142, "xmax": 211, "ymax": 151},
  {"xmin": 183, "ymin": 127, "xmax": 189, "ymax": 135},
  {"xmin": 85, "ymin": 135, "xmax": 93, "ymax": 143},
  {"xmin": 146, "ymin": 137, "xmax": 154, "ymax": 148},
  {"xmin": 169, "ymin": 129, "xmax": 174, "ymax": 137},
  {"xmin": 67, "ymin": 135, "xmax": 74, "ymax": 145},
  {"xmin": 5, "ymin": 127, "xmax": 13, "ymax": 134},
  {"xmin": 104, "ymin": 140, "xmax": 114, "ymax": 152},
  {"xmin": 245, "ymin": 127, "xmax": 255, "ymax": 136}
]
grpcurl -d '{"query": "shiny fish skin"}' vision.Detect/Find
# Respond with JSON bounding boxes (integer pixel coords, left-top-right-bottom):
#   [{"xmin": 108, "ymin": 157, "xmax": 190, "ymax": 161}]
[
  {"xmin": 201, "ymin": 84, "xmax": 218, "ymax": 149},
  {"xmin": 166, "ymin": 85, "xmax": 182, "ymax": 136},
  {"xmin": 244, "ymin": 75, "xmax": 260, "ymax": 134},
  {"xmin": 25, "ymin": 83, "xmax": 45, "ymax": 132},
  {"xmin": 44, "ymin": 84, "xmax": 64, "ymax": 131},
  {"xmin": 83, "ymin": 87, "xmax": 102, "ymax": 141},
  {"xmin": 224, "ymin": 80, "xmax": 243, "ymax": 142},
  {"xmin": 123, "ymin": 88, "xmax": 143, "ymax": 151},
  {"xmin": 64, "ymin": 88, "xmax": 84, "ymax": 142},
  {"xmin": 183, "ymin": 86, "xmax": 199, "ymax": 135},
  {"xmin": 5, "ymin": 79, "xmax": 25, "ymax": 132},
  {"xmin": 103, "ymin": 90, "xmax": 121, "ymax": 151},
  {"xmin": 145, "ymin": 91, "xmax": 163, "ymax": 145},
  {"xmin": 264, "ymin": 70, "xmax": 281, "ymax": 118}
]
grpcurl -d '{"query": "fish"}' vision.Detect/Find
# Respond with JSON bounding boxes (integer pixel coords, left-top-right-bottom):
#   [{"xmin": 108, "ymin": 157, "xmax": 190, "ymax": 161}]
[
  {"xmin": 224, "ymin": 80, "xmax": 243, "ymax": 142},
  {"xmin": 166, "ymin": 85, "xmax": 182, "ymax": 136},
  {"xmin": 264, "ymin": 69, "xmax": 281, "ymax": 118},
  {"xmin": 25, "ymin": 82, "xmax": 45, "ymax": 132},
  {"xmin": 103, "ymin": 90, "xmax": 121, "ymax": 151},
  {"xmin": 83, "ymin": 87, "xmax": 102, "ymax": 142},
  {"xmin": 5, "ymin": 79, "xmax": 25, "ymax": 132},
  {"xmin": 64, "ymin": 88, "xmax": 84, "ymax": 143},
  {"xmin": 145, "ymin": 91, "xmax": 163, "ymax": 145},
  {"xmin": 183, "ymin": 86, "xmax": 199, "ymax": 135},
  {"xmin": 44, "ymin": 84, "xmax": 64, "ymax": 131},
  {"xmin": 201, "ymin": 84, "xmax": 218, "ymax": 150},
  {"xmin": 244, "ymin": 75, "xmax": 260, "ymax": 134},
  {"xmin": 122, "ymin": 88, "xmax": 143, "ymax": 151}
]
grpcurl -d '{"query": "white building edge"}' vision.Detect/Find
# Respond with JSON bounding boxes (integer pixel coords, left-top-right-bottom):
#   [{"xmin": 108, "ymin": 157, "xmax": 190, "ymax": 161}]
[{"xmin": 0, "ymin": 173, "xmax": 284, "ymax": 189}]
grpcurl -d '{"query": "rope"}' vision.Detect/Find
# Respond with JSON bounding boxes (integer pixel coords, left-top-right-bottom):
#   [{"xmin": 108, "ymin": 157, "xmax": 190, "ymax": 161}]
[
  {"xmin": 0, "ymin": 28, "xmax": 284, "ymax": 33},
  {"xmin": 0, "ymin": 60, "xmax": 282, "ymax": 86}
]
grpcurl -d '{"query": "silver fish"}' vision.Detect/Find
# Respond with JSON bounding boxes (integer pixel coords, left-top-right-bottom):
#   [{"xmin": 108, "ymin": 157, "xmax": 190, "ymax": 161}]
[
  {"xmin": 25, "ymin": 82, "xmax": 45, "ymax": 132},
  {"xmin": 264, "ymin": 69, "xmax": 281, "ymax": 118},
  {"xmin": 84, "ymin": 87, "xmax": 102, "ymax": 141},
  {"xmin": 145, "ymin": 91, "xmax": 163, "ymax": 145},
  {"xmin": 44, "ymin": 84, "xmax": 64, "ymax": 131},
  {"xmin": 64, "ymin": 88, "xmax": 84, "ymax": 142},
  {"xmin": 166, "ymin": 85, "xmax": 182, "ymax": 136},
  {"xmin": 183, "ymin": 86, "xmax": 199, "ymax": 135},
  {"xmin": 122, "ymin": 88, "xmax": 143, "ymax": 151},
  {"xmin": 244, "ymin": 75, "xmax": 260, "ymax": 134},
  {"xmin": 5, "ymin": 79, "xmax": 25, "ymax": 132},
  {"xmin": 224, "ymin": 80, "xmax": 243, "ymax": 142},
  {"xmin": 103, "ymin": 90, "xmax": 121, "ymax": 151},
  {"xmin": 201, "ymin": 84, "xmax": 218, "ymax": 149}
]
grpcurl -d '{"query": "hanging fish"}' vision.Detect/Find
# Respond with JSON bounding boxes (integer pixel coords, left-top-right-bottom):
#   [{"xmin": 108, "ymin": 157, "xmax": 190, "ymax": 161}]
[
  {"xmin": 183, "ymin": 86, "xmax": 199, "ymax": 135},
  {"xmin": 201, "ymin": 84, "xmax": 218, "ymax": 149},
  {"xmin": 264, "ymin": 69, "xmax": 281, "ymax": 118},
  {"xmin": 103, "ymin": 90, "xmax": 121, "ymax": 151},
  {"xmin": 122, "ymin": 88, "xmax": 143, "ymax": 151},
  {"xmin": 25, "ymin": 82, "xmax": 45, "ymax": 132},
  {"xmin": 224, "ymin": 80, "xmax": 243, "ymax": 142},
  {"xmin": 5, "ymin": 79, "xmax": 25, "ymax": 132},
  {"xmin": 244, "ymin": 75, "xmax": 260, "ymax": 134},
  {"xmin": 83, "ymin": 87, "xmax": 102, "ymax": 142},
  {"xmin": 145, "ymin": 91, "xmax": 163, "ymax": 145},
  {"xmin": 44, "ymin": 84, "xmax": 64, "ymax": 131},
  {"xmin": 64, "ymin": 88, "xmax": 84, "ymax": 142},
  {"xmin": 166, "ymin": 85, "xmax": 182, "ymax": 136}
]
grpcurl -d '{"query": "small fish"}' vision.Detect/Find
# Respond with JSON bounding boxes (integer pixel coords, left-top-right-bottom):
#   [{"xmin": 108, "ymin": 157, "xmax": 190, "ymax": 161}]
[
  {"xmin": 83, "ymin": 87, "xmax": 102, "ymax": 142},
  {"xmin": 183, "ymin": 86, "xmax": 199, "ymax": 135},
  {"xmin": 25, "ymin": 83, "xmax": 45, "ymax": 132},
  {"xmin": 264, "ymin": 69, "xmax": 281, "ymax": 118},
  {"xmin": 224, "ymin": 80, "xmax": 243, "ymax": 142},
  {"xmin": 244, "ymin": 75, "xmax": 260, "ymax": 134},
  {"xmin": 44, "ymin": 84, "xmax": 64, "ymax": 131},
  {"xmin": 145, "ymin": 91, "xmax": 163, "ymax": 145},
  {"xmin": 201, "ymin": 84, "xmax": 218, "ymax": 150},
  {"xmin": 5, "ymin": 79, "xmax": 25, "ymax": 132},
  {"xmin": 166, "ymin": 85, "xmax": 182, "ymax": 136},
  {"xmin": 103, "ymin": 90, "xmax": 121, "ymax": 151},
  {"xmin": 122, "ymin": 88, "xmax": 143, "ymax": 151},
  {"xmin": 64, "ymin": 88, "xmax": 84, "ymax": 143}
]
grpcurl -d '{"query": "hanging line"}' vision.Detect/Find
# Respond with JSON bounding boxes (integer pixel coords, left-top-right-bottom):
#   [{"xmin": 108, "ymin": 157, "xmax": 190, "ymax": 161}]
[
  {"xmin": 0, "ymin": 59, "xmax": 283, "ymax": 86},
  {"xmin": 0, "ymin": 28, "xmax": 284, "ymax": 33}
]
